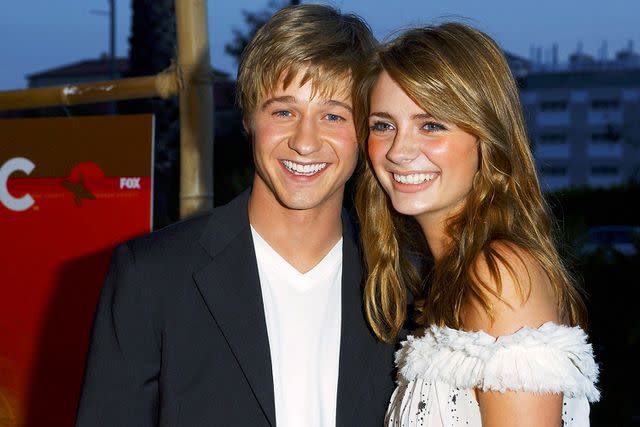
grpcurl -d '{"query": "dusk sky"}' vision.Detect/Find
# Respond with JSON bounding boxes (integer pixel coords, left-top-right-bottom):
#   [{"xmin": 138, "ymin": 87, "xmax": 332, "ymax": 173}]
[{"xmin": 1, "ymin": 0, "xmax": 638, "ymax": 90}]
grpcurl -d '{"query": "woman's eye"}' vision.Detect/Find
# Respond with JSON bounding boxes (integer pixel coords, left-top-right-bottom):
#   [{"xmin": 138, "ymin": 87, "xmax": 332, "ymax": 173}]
[
  {"xmin": 423, "ymin": 121, "xmax": 447, "ymax": 132},
  {"xmin": 370, "ymin": 121, "xmax": 393, "ymax": 132}
]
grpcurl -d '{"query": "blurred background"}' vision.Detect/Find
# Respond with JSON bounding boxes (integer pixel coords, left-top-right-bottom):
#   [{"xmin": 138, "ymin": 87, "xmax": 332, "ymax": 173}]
[{"xmin": 1, "ymin": 0, "xmax": 638, "ymax": 425}]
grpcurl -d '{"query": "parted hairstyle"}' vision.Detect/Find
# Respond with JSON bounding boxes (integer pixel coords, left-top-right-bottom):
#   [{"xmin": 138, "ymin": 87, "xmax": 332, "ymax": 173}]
[
  {"xmin": 354, "ymin": 23, "xmax": 587, "ymax": 342},
  {"xmin": 236, "ymin": 3, "xmax": 376, "ymax": 122}
]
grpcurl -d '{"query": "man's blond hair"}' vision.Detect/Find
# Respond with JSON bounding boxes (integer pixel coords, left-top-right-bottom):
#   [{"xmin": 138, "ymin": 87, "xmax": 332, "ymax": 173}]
[{"xmin": 236, "ymin": 4, "xmax": 376, "ymax": 122}]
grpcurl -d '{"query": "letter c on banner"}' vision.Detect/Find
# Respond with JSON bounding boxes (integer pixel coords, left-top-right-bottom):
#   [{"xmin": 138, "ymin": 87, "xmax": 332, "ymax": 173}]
[{"xmin": 0, "ymin": 157, "xmax": 35, "ymax": 211}]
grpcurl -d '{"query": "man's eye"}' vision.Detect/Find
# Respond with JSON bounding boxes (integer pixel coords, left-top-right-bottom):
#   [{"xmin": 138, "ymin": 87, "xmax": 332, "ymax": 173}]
[
  {"xmin": 370, "ymin": 121, "xmax": 393, "ymax": 132},
  {"xmin": 274, "ymin": 110, "xmax": 292, "ymax": 117},
  {"xmin": 423, "ymin": 122, "xmax": 447, "ymax": 132},
  {"xmin": 325, "ymin": 113, "xmax": 344, "ymax": 122}
]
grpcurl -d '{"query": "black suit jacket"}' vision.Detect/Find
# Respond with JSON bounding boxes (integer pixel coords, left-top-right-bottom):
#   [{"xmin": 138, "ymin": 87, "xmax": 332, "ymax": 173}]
[{"xmin": 76, "ymin": 190, "xmax": 396, "ymax": 426}]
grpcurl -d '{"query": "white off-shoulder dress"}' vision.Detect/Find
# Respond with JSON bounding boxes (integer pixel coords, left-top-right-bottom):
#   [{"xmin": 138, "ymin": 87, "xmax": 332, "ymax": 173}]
[{"xmin": 386, "ymin": 322, "xmax": 600, "ymax": 426}]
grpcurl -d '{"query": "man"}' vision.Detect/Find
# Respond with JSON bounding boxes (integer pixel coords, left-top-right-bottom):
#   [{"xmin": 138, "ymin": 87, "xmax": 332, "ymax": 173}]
[{"xmin": 76, "ymin": 4, "xmax": 395, "ymax": 426}]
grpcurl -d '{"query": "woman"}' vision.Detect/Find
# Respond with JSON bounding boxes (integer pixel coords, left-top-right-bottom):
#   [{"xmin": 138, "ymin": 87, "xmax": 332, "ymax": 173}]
[{"xmin": 354, "ymin": 24, "xmax": 599, "ymax": 426}]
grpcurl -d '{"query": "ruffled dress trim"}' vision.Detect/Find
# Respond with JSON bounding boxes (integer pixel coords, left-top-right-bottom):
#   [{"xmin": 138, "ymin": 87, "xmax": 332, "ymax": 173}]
[{"xmin": 396, "ymin": 322, "xmax": 600, "ymax": 402}]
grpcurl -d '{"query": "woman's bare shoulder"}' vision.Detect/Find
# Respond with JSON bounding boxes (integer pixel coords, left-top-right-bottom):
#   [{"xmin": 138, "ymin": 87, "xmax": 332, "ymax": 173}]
[{"xmin": 463, "ymin": 241, "xmax": 560, "ymax": 336}]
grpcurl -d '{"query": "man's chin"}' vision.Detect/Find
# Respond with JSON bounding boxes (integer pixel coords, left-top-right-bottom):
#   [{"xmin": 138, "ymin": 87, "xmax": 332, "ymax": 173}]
[
  {"xmin": 274, "ymin": 188, "xmax": 345, "ymax": 213},
  {"xmin": 275, "ymin": 194, "xmax": 322, "ymax": 211}
]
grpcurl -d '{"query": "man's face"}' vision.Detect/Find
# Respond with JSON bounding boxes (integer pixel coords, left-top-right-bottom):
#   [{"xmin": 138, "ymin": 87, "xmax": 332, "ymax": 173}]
[{"xmin": 248, "ymin": 71, "xmax": 358, "ymax": 213}]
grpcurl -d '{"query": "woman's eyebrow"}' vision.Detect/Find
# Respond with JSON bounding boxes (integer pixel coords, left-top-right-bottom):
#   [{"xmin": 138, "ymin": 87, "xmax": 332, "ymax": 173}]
[
  {"xmin": 369, "ymin": 112, "xmax": 393, "ymax": 119},
  {"xmin": 412, "ymin": 113, "xmax": 434, "ymax": 120}
]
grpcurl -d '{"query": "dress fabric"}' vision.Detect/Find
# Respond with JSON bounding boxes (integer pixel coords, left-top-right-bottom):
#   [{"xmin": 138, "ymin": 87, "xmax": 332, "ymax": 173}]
[{"xmin": 386, "ymin": 322, "xmax": 599, "ymax": 426}]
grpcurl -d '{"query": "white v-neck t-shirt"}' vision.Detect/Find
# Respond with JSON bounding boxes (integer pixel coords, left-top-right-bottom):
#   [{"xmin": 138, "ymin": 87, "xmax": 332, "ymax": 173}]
[{"xmin": 251, "ymin": 226, "xmax": 343, "ymax": 427}]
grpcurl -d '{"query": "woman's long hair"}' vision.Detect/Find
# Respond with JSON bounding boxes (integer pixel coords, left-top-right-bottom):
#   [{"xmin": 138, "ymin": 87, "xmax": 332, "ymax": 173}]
[{"xmin": 354, "ymin": 23, "xmax": 587, "ymax": 342}]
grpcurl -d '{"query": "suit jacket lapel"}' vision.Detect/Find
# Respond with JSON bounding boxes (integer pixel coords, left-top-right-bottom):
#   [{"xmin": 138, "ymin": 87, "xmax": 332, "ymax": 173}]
[
  {"xmin": 336, "ymin": 214, "xmax": 379, "ymax": 426},
  {"xmin": 193, "ymin": 191, "xmax": 276, "ymax": 426}
]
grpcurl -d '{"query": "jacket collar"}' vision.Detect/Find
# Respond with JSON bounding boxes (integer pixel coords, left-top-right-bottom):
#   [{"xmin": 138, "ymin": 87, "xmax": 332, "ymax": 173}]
[{"xmin": 194, "ymin": 190, "xmax": 381, "ymax": 426}]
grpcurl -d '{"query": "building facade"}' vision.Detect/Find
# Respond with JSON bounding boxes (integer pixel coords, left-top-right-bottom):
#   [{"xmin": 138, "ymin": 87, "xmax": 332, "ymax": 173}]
[{"xmin": 520, "ymin": 49, "xmax": 640, "ymax": 191}]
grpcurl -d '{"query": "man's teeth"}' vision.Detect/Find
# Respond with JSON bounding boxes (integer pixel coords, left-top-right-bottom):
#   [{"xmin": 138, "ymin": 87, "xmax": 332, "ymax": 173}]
[
  {"xmin": 282, "ymin": 160, "xmax": 327, "ymax": 175},
  {"xmin": 393, "ymin": 173, "xmax": 437, "ymax": 184}
]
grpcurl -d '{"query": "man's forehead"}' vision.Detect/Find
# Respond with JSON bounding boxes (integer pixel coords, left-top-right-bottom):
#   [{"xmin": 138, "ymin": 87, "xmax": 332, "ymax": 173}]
[{"xmin": 260, "ymin": 69, "xmax": 352, "ymax": 104}]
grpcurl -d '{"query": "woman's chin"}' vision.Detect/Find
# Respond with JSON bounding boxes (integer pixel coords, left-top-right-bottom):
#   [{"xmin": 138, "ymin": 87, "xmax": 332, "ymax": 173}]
[{"xmin": 389, "ymin": 200, "xmax": 434, "ymax": 217}]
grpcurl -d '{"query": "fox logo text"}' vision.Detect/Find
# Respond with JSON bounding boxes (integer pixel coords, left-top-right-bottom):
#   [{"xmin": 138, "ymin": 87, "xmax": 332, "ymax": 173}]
[
  {"xmin": 0, "ymin": 157, "xmax": 35, "ymax": 211},
  {"xmin": 119, "ymin": 177, "xmax": 141, "ymax": 190}
]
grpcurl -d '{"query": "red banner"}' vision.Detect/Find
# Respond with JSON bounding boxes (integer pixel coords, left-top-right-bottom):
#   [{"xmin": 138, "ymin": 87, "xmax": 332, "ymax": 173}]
[{"xmin": 0, "ymin": 115, "xmax": 154, "ymax": 426}]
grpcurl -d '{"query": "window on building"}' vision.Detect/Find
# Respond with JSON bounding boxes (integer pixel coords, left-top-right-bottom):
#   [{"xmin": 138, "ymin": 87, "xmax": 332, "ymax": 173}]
[
  {"xmin": 591, "ymin": 130, "xmax": 621, "ymax": 143},
  {"xmin": 539, "ymin": 133, "xmax": 567, "ymax": 144},
  {"xmin": 540, "ymin": 100, "xmax": 568, "ymax": 111},
  {"xmin": 591, "ymin": 99, "xmax": 620, "ymax": 110},
  {"xmin": 590, "ymin": 166, "xmax": 619, "ymax": 176},
  {"xmin": 539, "ymin": 166, "xmax": 567, "ymax": 176}
]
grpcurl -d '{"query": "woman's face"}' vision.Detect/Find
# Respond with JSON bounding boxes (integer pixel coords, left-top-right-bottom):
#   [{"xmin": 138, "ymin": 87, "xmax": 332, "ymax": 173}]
[{"xmin": 367, "ymin": 71, "xmax": 479, "ymax": 226}]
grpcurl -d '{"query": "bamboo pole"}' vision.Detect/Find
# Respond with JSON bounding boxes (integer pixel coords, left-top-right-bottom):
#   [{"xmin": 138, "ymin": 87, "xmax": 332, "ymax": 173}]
[
  {"xmin": 176, "ymin": 0, "xmax": 214, "ymax": 218},
  {"xmin": 0, "ymin": 70, "xmax": 179, "ymax": 111}
]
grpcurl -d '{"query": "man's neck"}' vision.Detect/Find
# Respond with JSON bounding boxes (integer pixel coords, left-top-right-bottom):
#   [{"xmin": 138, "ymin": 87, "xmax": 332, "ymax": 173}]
[{"xmin": 248, "ymin": 187, "xmax": 344, "ymax": 274}]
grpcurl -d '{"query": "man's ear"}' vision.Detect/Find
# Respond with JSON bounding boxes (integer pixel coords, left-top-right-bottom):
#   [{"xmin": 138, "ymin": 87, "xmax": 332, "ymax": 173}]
[{"xmin": 242, "ymin": 117, "xmax": 252, "ymax": 139}]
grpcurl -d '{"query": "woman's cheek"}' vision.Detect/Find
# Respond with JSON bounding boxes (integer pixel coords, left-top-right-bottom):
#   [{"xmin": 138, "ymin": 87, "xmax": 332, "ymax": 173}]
[{"xmin": 367, "ymin": 136, "xmax": 389, "ymax": 168}]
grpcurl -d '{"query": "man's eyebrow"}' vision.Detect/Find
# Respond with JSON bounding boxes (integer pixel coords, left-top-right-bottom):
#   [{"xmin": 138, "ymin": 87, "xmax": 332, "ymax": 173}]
[
  {"xmin": 260, "ymin": 96, "xmax": 297, "ymax": 110},
  {"xmin": 260, "ymin": 97, "xmax": 353, "ymax": 113},
  {"xmin": 323, "ymin": 100, "xmax": 352, "ymax": 112}
]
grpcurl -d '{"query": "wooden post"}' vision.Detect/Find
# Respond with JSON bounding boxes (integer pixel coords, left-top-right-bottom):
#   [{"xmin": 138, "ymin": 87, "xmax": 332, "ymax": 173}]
[
  {"xmin": 176, "ymin": 0, "xmax": 214, "ymax": 218},
  {"xmin": 0, "ymin": 71, "xmax": 179, "ymax": 111}
]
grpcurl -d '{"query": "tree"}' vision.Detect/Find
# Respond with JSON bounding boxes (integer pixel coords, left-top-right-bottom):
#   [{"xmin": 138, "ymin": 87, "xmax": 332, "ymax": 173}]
[
  {"xmin": 225, "ymin": 0, "xmax": 300, "ymax": 64},
  {"xmin": 125, "ymin": 0, "xmax": 180, "ymax": 227},
  {"xmin": 128, "ymin": 0, "xmax": 177, "ymax": 76}
]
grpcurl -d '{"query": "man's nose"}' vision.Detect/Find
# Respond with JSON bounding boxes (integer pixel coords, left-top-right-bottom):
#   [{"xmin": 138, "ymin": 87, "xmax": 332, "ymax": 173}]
[{"xmin": 288, "ymin": 116, "xmax": 322, "ymax": 156}]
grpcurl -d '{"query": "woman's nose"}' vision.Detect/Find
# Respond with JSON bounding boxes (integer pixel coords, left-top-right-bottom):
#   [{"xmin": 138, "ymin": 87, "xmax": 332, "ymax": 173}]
[{"xmin": 385, "ymin": 130, "xmax": 419, "ymax": 164}]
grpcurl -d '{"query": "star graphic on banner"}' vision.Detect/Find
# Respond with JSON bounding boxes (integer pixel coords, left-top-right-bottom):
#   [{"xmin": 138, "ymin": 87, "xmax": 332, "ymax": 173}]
[{"xmin": 62, "ymin": 173, "xmax": 96, "ymax": 207}]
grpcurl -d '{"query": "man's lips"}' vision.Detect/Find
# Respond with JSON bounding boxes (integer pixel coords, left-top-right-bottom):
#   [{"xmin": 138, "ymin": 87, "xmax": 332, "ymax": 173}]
[{"xmin": 281, "ymin": 160, "xmax": 328, "ymax": 176}]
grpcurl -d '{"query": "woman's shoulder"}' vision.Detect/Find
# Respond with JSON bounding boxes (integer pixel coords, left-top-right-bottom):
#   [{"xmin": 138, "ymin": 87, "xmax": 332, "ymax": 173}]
[
  {"xmin": 464, "ymin": 240, "xmax": 561, "ymax": 337},
  {"xmin": 396, "ymin": 322, "xmax": 600, "ymax": 402}
]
